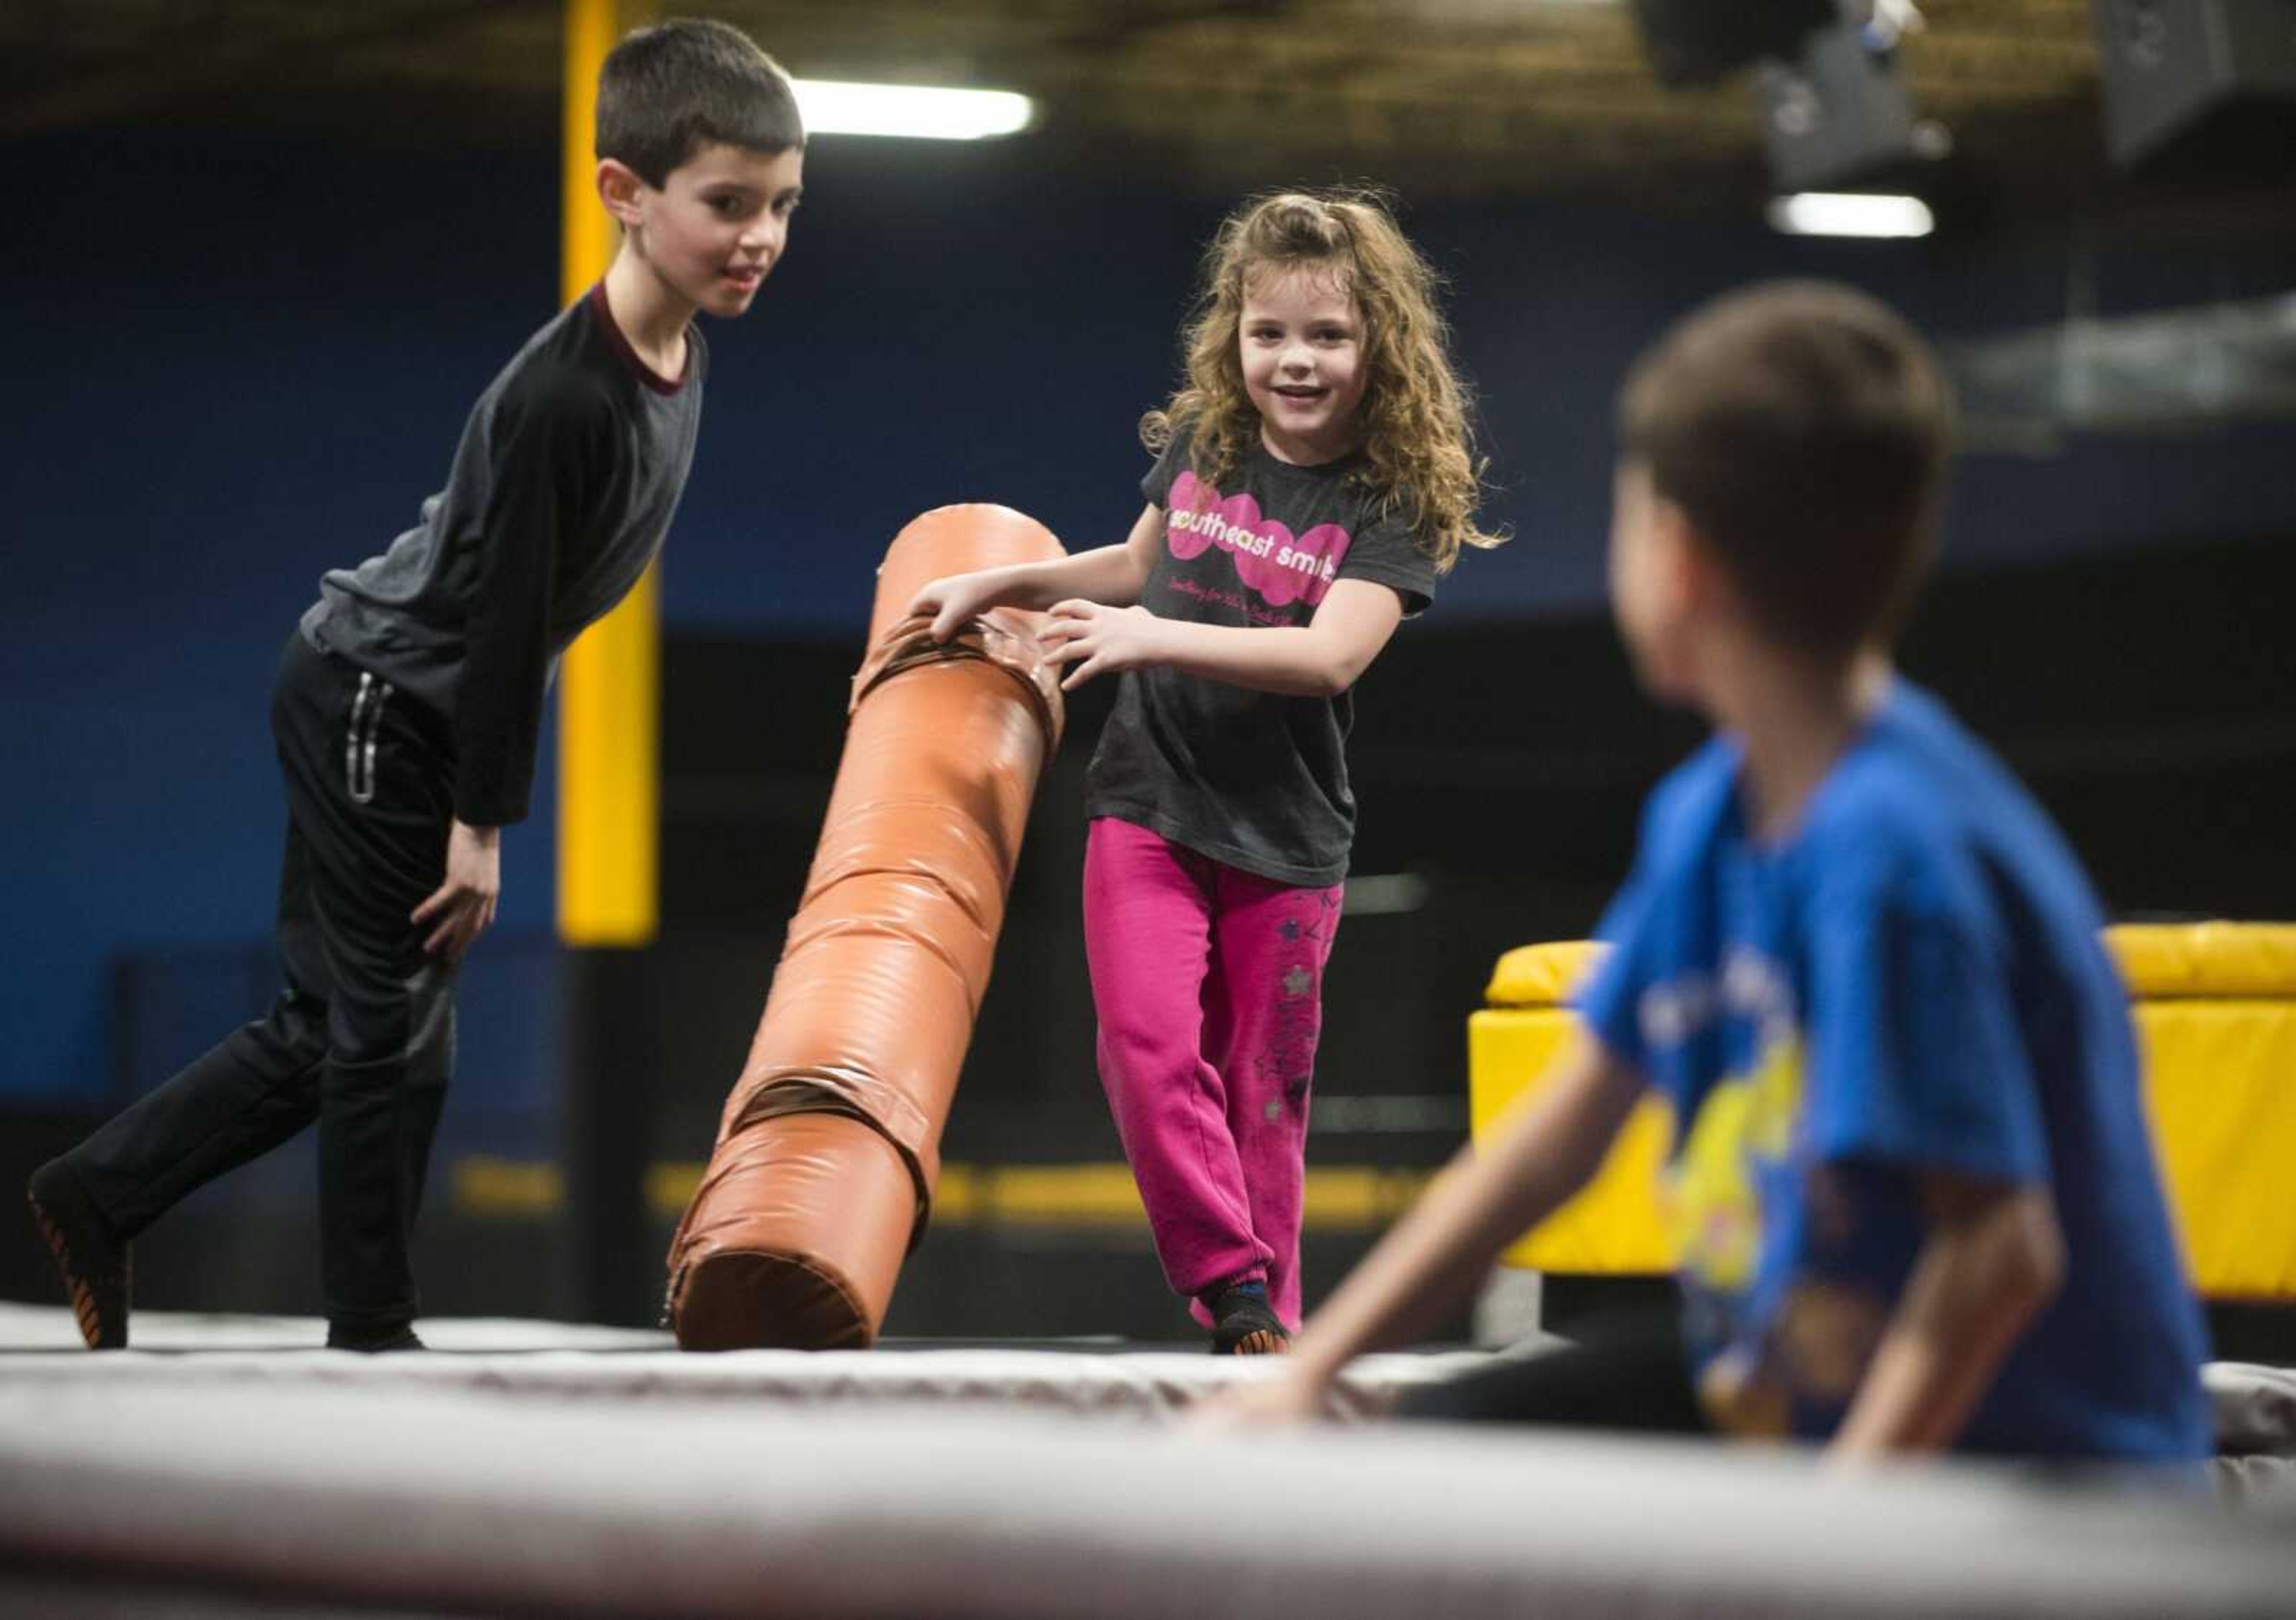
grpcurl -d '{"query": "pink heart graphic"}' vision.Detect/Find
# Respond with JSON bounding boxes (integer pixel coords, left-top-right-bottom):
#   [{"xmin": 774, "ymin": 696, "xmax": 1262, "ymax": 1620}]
[{"xmin": 1168, "ymin": 471, "xmax": 1352, "ymax": 608}]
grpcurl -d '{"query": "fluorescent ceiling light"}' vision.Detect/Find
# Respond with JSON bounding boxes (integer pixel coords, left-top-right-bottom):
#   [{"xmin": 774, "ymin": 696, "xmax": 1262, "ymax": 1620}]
[
  {"xmin": 1766, "ymin": 192, "xmax": 1935, "ymax": 239},
  {"xmin": 791, "ymin": 79, "xmax": 1034, "ymax": 140}
]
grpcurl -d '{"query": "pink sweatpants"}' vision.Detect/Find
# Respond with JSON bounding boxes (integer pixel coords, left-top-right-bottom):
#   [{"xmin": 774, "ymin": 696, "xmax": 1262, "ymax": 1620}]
[{"xmin": 1082, "ymin": 816, "xmax": 1344, "ymax": 1329}]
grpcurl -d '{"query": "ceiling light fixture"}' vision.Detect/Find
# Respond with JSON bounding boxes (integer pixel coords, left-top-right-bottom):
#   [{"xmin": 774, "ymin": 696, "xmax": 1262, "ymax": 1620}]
[
  {"xmin": 790, "ymin": 80, "xmax": 1034, "ymax": 140},
  {"xmin": 1765, "ymin": 191, "xmax": 1935, "ymax": 238}
]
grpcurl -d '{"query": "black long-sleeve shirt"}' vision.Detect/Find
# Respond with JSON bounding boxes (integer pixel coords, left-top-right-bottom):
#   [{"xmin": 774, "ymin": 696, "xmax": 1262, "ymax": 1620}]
[{"xmin": 301, "ymin": 283, "xmax": 706, "ymax": 826}]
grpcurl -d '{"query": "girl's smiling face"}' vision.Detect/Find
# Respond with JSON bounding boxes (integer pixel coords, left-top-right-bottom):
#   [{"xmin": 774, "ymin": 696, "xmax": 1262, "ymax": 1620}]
[{"xmin": 1239, "ymin": 264, "xmax": 1367, "ymax": 466}]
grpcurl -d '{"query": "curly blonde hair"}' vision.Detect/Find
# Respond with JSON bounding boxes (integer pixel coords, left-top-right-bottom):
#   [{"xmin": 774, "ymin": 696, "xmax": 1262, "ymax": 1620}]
[{"xmin": 1141, "ymin": 188, "xmax": 1506, "ymax": 574}]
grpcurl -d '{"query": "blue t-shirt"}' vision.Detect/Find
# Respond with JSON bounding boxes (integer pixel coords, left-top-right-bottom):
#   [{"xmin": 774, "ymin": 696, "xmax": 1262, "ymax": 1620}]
[{"xmin": 1577, "ymin": 680, "xmax": 2209, "ymax": 1460}]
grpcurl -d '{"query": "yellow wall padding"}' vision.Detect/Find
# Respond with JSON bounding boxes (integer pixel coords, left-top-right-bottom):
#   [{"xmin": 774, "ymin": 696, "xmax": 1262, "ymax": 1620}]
[{"xmin": 1470, "ymin": 922, "xmax": 2296, "ymax": 1300}]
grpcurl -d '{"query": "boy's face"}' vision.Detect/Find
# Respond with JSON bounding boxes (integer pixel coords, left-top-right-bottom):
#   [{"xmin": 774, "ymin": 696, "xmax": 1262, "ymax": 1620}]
[
  {"xmin": 1608, "ymin": 459, "xmax": 1698, "ymax": 702},
  {"xmin": 620, "ymin": 140, "xmax": 805, "ymax": 319},
  {"xmin": 1239, "ymin": 264, "xmax": 1367, "ymax": 465}
]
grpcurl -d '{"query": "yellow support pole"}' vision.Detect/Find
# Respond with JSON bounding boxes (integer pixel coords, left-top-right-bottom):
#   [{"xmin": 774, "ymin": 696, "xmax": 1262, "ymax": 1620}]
[{"xmin": 557, "ymin": 0, "xmax": 658, "ymax": 946}]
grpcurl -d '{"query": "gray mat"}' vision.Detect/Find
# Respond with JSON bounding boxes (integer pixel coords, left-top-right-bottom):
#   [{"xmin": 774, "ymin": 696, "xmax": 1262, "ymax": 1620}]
[
  {"xmin": 2, "ymin": 1303, "xmax": 2291, "ymax": 1619},
  {"xmin": 0, "ymin": 1303, "xmax": 1490, "ymax": 1417},
  {"xmin": 1, "ymin": 1377, "xmax": 2290, "ymax": 1620}
]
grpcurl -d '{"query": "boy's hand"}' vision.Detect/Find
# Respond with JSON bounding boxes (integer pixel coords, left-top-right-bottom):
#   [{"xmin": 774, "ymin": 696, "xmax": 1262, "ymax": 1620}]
[
  {"xmin": 413, "ymin": 820, "xmax": 502, "ymax": 961},
  {"xmin": 1042, "ymin": 601, "xmax": 1162, "ymax": 690},
  {"xmin": 905, "ymin": 572, "xmax": 1002, "ymax": 644}
]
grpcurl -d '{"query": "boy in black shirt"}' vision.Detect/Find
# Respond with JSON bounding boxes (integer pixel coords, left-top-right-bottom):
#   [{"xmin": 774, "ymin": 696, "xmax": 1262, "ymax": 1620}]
[{"xmin": 29, "ymin": 19, "xmax": 805, "ymax": 1352}]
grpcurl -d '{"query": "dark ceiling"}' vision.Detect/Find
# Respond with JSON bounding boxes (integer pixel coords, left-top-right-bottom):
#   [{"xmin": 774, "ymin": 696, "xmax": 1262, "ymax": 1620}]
[{"xmin": 0, "ymin": 1, "xmax": 2248, "ymax": 218}]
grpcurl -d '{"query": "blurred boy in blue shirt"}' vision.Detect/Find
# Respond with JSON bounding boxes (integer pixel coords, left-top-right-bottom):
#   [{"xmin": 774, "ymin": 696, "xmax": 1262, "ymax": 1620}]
[{"xmin": 1223, "ymin": 280, "xmax": 2208, "ymax": 1462}]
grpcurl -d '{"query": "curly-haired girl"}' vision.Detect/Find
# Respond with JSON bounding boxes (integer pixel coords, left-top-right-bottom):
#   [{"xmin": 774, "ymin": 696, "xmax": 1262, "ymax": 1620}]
[{"xmin": 909, "ymin": 188, "xmax": 1503, "ymax": 1352}]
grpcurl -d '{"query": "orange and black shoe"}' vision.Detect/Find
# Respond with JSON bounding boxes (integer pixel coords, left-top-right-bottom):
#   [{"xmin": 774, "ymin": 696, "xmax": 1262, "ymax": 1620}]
[
  {"xmin": 26, "ymin": 1159, "xmax": 130, "ymax": 1351},
  {"xmin": 1207, "ymin": 1282, "xmax": 1292, "ymax": 1356}
]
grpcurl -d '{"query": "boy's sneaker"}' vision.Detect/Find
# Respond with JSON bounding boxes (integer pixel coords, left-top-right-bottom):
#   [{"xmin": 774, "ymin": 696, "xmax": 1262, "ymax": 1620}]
[
  {"xmin": 1207, "ymin": 1283, "xmax": 1292, "ymax": 1356},
  {"xmin": 26, "ymin": 1159, "xmax": 130, "ymax": 1351},
  {"xmin": 326, "ymin": 1322, "xmax": 427, "ymax": 1353}
]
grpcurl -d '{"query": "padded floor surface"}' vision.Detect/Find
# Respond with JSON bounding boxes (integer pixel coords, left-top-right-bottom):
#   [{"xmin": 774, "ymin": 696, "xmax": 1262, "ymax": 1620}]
[
  {"xmin": 0, "ymin": 1302, "xmax": 1500, "ymax": 1416},
  {"xmin": 1, "ymin": 1303, "xmax": 2291, "ymax": 1620}
]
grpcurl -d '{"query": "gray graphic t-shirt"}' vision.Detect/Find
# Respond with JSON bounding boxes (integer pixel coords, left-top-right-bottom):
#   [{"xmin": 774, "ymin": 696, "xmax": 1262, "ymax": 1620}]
[{"xmin": 1083, "ymin": 431, "xmax": 1440, "ymax": 887}]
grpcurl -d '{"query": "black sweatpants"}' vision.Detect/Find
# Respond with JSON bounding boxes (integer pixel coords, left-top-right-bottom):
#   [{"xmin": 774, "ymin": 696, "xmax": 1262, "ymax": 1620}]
[{"xmin": 67, "ymin": 631, "xmax": 457, "ymax": 1330}]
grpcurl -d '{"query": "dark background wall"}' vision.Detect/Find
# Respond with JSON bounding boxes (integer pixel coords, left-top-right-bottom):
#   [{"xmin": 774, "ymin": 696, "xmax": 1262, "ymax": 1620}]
[{"xmin": 5, "ymin": 122, "xmax": 2292, "ymax": 1330}]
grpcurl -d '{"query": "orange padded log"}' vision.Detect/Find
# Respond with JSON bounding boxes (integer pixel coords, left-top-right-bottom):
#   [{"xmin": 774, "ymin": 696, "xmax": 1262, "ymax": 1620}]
[{"xmin": 667, "ymin": 505, "xmax": 1065, "ymax": 1349}]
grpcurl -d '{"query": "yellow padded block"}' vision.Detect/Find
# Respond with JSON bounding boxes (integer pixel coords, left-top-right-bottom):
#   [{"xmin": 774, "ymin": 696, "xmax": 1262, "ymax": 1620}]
[
  {"xmin": 2106, "ymin": 922, "xmax": 2296, "ymax": 999},
  {"xmin": 1484, "ymin": 940, "xmax": 1607, "ymax": 1008},
  {"xmin": 2136, "ymin": 1000, "xmax": 2296, "ymax": 1299},
  {"xmin": 1469, "ymin": 923, "xmax": 2296, "ymax": 1300},
  {"xmin": 1468, "ymin": 1005, "xmax": 1676, "ymax": 1271}
]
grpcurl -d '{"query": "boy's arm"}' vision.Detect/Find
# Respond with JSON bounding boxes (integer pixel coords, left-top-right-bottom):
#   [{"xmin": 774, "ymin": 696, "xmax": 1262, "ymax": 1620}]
[
  {"xmin": 1223, "ymin": 1037, "xmax": 1645, "ymax": 1420},
  {"xmin": 912, "ymin": 503, "xmax": 1164, "ymax": 641},
  {"xmin": 452, "ymin": 385, "xmax": 600, "ymax": 830},
  {"xmin": 1042, "ymin": 576, "xmax": 1404, "ymax": 698},
  {"xmin": 452, "ymin": 404, "xmax": 588, "ymax": 826},
  {"xmin": 1827, "ymin": 1170, "xmax": 2064, "ymax": 1460},
  {"xmin": 416, "ymin": 378, "xmax": 603, "ymax": 958}
]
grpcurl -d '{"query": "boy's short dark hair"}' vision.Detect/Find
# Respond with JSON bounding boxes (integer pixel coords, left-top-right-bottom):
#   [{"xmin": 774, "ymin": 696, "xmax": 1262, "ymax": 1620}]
[
  {"xmin": 597, "ymin": 18, "xmax": 804, "ymax": 187},
  {"xmin": 1619, "ymin": 280, "xmax": 1955, "ymax": 658}
]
